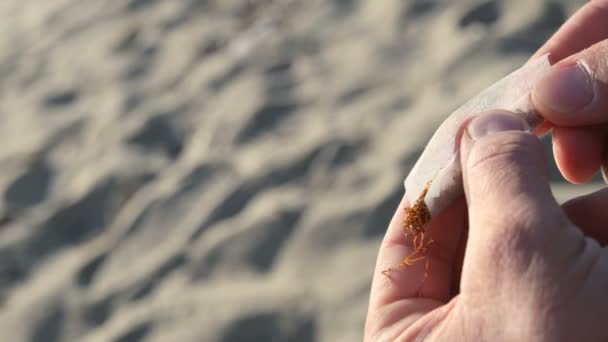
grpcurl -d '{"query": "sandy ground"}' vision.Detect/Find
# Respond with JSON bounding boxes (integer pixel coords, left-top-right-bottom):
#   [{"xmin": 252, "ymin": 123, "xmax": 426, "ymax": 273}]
[{"xmin": 0, "ymin": 0, "xmax": 601, "ymax": 341}]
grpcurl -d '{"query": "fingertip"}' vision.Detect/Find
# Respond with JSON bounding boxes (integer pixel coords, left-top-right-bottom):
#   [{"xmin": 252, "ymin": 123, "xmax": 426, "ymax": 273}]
[
  {"xmin": 562, "ymin": 187, "xmax": 608, "ymax": 245},
  {"xmin": 531, "ymin": 62, "xmax": 594, "ymax": 125},
  {"xmin": 532, "ymin": 39, "xmax": 608, "ymax": 127},
  {"xmin": 532, "ymin": 1, "xmax": 608, "ymax": 63},
  {"xmin": 459, "ymin": 110, "xmax": 528, "ymax": 179},
  {"xmin": 459, "ymin": 111, "xmax": 537, "ymax": 200},
  {"xmin": 552, "ymin": 127, "xmax": 604, "ymax": 184}
]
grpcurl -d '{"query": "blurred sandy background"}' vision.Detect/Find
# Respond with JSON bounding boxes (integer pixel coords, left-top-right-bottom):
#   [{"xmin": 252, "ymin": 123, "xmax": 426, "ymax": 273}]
[{"xmin": 0, "ymin": 0, "xmax": 602, "ymax": 341}]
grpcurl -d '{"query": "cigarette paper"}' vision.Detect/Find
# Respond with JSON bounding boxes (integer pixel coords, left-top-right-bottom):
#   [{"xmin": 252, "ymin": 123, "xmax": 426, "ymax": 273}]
[{"xmin": 404, "ymin": 55, "xmax": 552, "ymax": 217}]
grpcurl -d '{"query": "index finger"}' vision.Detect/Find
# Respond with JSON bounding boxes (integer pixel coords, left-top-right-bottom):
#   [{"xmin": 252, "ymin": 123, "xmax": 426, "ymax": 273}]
[
  {"xmin": 532, "ymin": 0, "xmax": 608, "ymax": 63},
  {"xmin": 368, "ymin": 193, "xmax": 467, "ymax": 310}
]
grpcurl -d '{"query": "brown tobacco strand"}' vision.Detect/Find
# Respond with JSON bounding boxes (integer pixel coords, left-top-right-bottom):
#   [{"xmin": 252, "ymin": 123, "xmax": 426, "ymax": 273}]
[
  {"xmin": 404, "ymin": 182, "xmax": 431, "ymax": 234},
  {"xmin": 382, "ymin": 181, "xmax": 433, "ymax": 285}
]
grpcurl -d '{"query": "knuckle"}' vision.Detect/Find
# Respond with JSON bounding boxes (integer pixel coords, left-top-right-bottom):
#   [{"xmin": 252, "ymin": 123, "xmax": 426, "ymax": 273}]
[
  {"xmin": 582, "ymin": 39, "xmax": 608, "ymax": 82},
  {"xmin": 473, "ymin": 215, "xmax": 535, "ymax": 270},
  {"xmin": 478, "ymin": 205, "xmax": 539, "ymax": 246},
  {"xmin": 472, "ymin": 198, "xmax": 565, "ymax": 269},
  {"xmin": 466, "ymin": 132, "xmax": 542, "ymax": 180}
]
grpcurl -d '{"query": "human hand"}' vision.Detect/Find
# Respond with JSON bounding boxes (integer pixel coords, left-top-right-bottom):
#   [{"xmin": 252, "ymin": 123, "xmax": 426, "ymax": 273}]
[
  {"xmin": 365, "ymin": 111, "xmax": 608, "ymax": 341},
  {"xmin": 366, "ymin": 3, "xmax": 608, "ymax": 340},
  {"xmin": 531, "ymin": 0, "xmax": 608, "ymax": 183}
]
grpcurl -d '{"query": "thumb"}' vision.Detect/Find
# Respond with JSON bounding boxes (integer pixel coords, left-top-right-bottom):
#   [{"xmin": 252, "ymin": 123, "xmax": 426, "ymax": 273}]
[
  {"xmin": 459, "ymin": 111, "xmax": 571, "ymax": 280},
  {"xmin": 532, "ymin": 38, "xmax": 608, "ymax": 126}
]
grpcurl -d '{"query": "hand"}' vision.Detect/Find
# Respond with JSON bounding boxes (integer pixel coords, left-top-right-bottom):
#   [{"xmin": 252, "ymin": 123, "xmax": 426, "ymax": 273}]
[
  {"xmin": 366, "ymin": 3, "xmax": 608, "ymax": 340},
  {"xmin": 365, "ymin": 111, "xmax": 608, "ymax": 341},
  {"xmin": 531, "ymin": 0, "xmax": 608, "ymax": 183}
]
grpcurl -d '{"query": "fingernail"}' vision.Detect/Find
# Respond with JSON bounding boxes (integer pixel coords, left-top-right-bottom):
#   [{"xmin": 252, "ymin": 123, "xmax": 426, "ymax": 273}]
[
  {"xmin": 533, "ymin": 63, "xmax": 593, "ymax": 113},
  {"xmin": 467, "ymin": 111, "xmax": 529, "ymax": 140}
]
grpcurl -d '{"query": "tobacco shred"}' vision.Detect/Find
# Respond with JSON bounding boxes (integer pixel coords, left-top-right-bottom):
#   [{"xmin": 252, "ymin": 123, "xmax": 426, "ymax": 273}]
[
  {"xmin": 404, "ymin": 183, "xmax": 431, "ymax": 235},
  {"xmin": 383, "ymin": 181, "xmax": 434, "ymax": 283}
]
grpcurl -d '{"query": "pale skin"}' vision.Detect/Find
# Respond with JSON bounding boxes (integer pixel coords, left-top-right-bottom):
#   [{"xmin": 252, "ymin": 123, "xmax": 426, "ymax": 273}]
[{"xmin": 365, "ymin": 1, "xmax": 608, "ymax": 341}]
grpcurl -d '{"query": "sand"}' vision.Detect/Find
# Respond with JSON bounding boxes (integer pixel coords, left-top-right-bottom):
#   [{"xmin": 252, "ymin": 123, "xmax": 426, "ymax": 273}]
[{"xmin": 0, "ymin": 1, "xmax": 600, "ymax": 341}]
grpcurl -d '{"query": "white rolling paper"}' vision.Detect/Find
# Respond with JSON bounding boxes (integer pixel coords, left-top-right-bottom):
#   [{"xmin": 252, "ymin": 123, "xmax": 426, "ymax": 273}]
[{"xmin": 404, "ymin": 55, "xmax": 552, "ymax": 217}]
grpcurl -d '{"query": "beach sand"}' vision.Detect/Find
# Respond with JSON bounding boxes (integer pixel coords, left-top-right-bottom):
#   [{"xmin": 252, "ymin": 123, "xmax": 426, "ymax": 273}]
[{"xmin": 0, "ymin": 1, "xmax": 599, "ymax": 341}]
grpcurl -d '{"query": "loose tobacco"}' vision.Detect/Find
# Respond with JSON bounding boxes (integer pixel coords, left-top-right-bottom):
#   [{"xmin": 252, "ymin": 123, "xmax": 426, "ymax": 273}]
[{"xmin": 383, "ymin": 181, "xmax": 434, "ymax": 282}]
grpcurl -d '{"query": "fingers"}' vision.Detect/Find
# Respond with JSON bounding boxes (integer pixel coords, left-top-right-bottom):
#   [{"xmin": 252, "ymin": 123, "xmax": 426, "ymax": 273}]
[
  {"xmin": 459, "ymin": 111, "xmax": 568, "ymax": 280},
  {"xmin": 532, "ymin": 38, "xmax": 608, "ymax": 126},
  {"xmin": 532, "ymin": 36, "xmax": 608, "ymax": 183},
  {"xmin": 369, "ymin": 191, "xmax": 467, "ymax": 306},
  {"xmin": 552, "ymin": 126, "xmax": 605, "ymax": 184},
  {"xmin": 367, "ymin": 192, "xmax": 467, "ymax": 341},
  {"xmin": 531, "ymin": 2, "xmax": 608, "ymax": 184},
  {"xmin": 563, "ymin": 187, "xmax": 608, "ymax": 245},
  {"xmin": 532, "ymin": 0, "xmax": 608, "ymax": 62}
]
